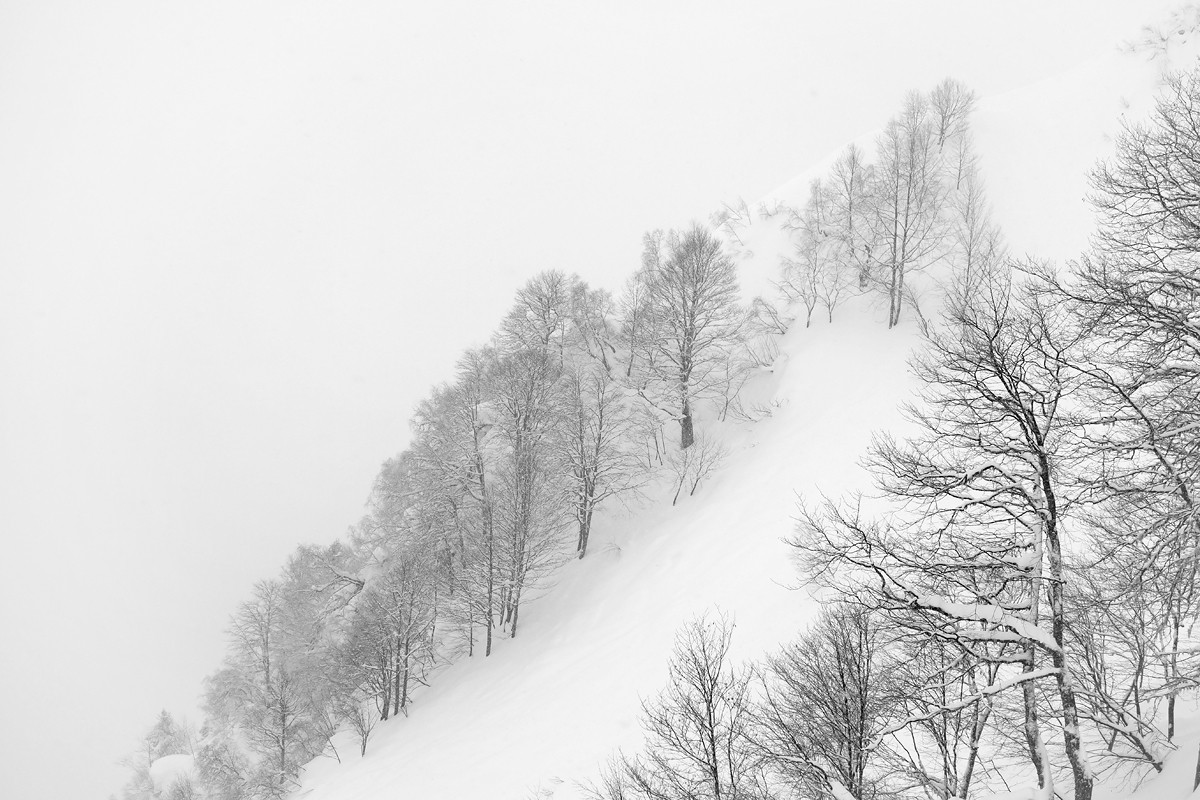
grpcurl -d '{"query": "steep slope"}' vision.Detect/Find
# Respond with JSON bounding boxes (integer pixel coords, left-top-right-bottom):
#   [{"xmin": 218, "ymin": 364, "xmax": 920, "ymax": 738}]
[
  {"xmin": 296, "ymin": 295, "xmax": 918, "ymax": 800},
  {"xmin": 295, "ymin": 29, "xmax": 1200, "ymax": 800}
]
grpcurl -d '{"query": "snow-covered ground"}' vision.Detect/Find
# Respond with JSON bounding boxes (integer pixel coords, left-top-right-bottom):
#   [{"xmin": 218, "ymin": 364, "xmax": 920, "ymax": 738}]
[
  {"xmin": 295, "ymin": 291, "xmax": 918, "ymax": 800},
  {"xmin": 287, "ymin": 24, "xmax": 1200, "ymax": 800}
]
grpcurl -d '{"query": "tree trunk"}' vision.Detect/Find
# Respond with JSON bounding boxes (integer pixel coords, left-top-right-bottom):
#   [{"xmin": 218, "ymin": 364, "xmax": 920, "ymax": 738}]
[
  {"xmin": 889, "ymin": 258, "xmax": 906, "ymax": 328},
  {"xmin": 958, "ymin": 694, "xmax": 991, "ymax": 798},
  {"xmin": 485, "ymin": 530, "xmax": 494, "ymax": 657},
  {"xmin": 392, "ymin": 631, "xmax": 402, "ymax": 719},
  {"xmin": 379, "ymin": 651, "xmax": 391, "ymax": 720},
  {"xmin": 1193, "ymin": 739, "xmax": 1200, "ymax": 791},
  {"xmin": 1169, "ymin": 608, "xmax": 1181, "ymax": 741},
  {"xmin": 577, "ymin": 500, "xmax": 593, "ymax": 558},
  {"xmin": 400, "ymin": 633, "xmax": 411, "ymax": 713},
  {"xmin": 1040, "ymin": 458, "xmax": 1094, "ymax": 800},
  {"xmin": 1022, "ymin": 666, "xmax": 1052, "ymax": 799},
  {"xmin": 510, "ymin": 582, "xmax": 524, "ymax": 638},
  {"xmin": 467, "ymin": 600, "xmax": 474, "ymax": 657},
  {"xmin": 680, "ymin": 394, "xmax": 694, "ymax": 449}
]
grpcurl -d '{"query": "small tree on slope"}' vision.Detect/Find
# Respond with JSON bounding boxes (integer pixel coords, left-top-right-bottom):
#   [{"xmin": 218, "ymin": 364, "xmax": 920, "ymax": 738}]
[{"xmin": 589, "ymin": 613, "xmax": 769, "ymax": 800}]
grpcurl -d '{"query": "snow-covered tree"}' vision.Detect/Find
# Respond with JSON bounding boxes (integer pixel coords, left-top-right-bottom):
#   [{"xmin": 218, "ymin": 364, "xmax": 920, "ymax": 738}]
[
  {"xmin": 487, "ymin": 346, "xmax": 570, "ymax": 637},
  {"xmin": 871, "ymin": 91, "xmax": 949, "ymax": 328},
  {"xmin": 758, "ymin": 604, "xmax": 895, "ymax": 800},
  {"xmin": 797, "ymin": 264, "xmax": 1096, "ymax": 799},
  {"xmin": 591, "ymin": 613, "xmax": 767, "ymax": 800},
  {"xmin": 634, "ymin": 224, "xmax": 743, "ymax": 449}
]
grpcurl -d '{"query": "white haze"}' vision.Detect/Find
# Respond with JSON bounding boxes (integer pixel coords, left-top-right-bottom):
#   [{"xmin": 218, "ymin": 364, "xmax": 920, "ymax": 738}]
[{"xmin": 0, "ymin": 2, "xmax": 1172, "ymax": 798}]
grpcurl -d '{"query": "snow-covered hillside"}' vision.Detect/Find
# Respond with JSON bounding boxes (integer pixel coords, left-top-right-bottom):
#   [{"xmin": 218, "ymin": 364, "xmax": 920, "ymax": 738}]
[
  {"xmin": 295, "ymin": 298, "xmax": 918, "ymax": 800},
  {"xmin": 283, "ymin": 22, "xmax": 1200, "ymax": 800}
]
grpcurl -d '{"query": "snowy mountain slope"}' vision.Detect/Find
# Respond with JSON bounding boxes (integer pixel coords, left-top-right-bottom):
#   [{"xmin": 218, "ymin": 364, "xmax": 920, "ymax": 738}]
[
  {"xmin": 292, "ymin": 28, "xmax": 1200, "ymax": 800},
  {"xmin": 297, "ymin": 297, "xmax": 921, "ymax": 800}
]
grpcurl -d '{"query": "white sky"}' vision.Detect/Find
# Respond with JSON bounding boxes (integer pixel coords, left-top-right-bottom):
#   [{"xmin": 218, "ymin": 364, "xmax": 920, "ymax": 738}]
[{"xmin": 0, "ymin": 2, "xmax": 1170, "ymax": 798}]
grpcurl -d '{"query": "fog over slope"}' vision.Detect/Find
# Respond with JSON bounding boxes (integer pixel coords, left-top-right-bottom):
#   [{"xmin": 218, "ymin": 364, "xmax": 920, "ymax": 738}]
[
  {"xmin": 2, "ymin": 4, "xmax": 1193, "ymax": 800},
  {"xmin": 292, "ymin": 15, "xmax": 1200, "ymax": 800}
]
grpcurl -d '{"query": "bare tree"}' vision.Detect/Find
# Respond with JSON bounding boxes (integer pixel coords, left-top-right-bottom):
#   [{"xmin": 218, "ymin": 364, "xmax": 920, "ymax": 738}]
[
  {"xmin": 408, "ymin": 353, "xmax": 503, "ymax": 657},
  {"xmin": 872, "ymin": 92, "xmax": 948, "ymax": 328},
  {"xmin": 948, "ymin": 160, "xmax": 1005, "ymax": 300},
  {"xmin": 194, "ymin": 715, "xmax": 251, "ymax": 800},
  {"xmin": 667, "ymin": 432, "xmax": 727, "ymax": 506},
  {"xmin": 560, "ymin": 361, "xmax": 644, "ymax": 557},
  {"xmin": 710, "ymin": 342, "xmax": 757, "ymax": 422},
  {"xmin": 590, "ymin": 613, "xmax": 769, "ymax": 800},
  {"xmin": 780, "ymin": 180, "xmax": 827, "ymax": 328},
  {"xmin": 628, "ymin": 226, "xmax": 739, "ymax": 450},
  {"xmin": 930, "ymin": 78, "xmax": 976, "ymax": 151},
  {"xmin": 500, "ymin": 270, "xmax": 574, "ymax": 360},
  {"xmin": 619, "ymin": 240, "xmax": 667, "ymax": 383},
  {"xmin": 210, "ymin": 580, "xmax": 329, "ymax": 799},
  {"xmin": 756, "ymin": 603, "xmax": 895, "ymax": 800},
  {"xmin": 569, "ymin": 278, "xmax": 620, "ymax": 376},
  {"xmin": 640, "ymin": 224, "xmax": 744, "ymax": 448},
  {"xmin": 882, "ymin": 630, "xmax": 1004, "ymax": 799},
  {"xmin": 1091, "ymin": 70, "xmax": 1200, "ymax": 259},
  {"xmin": 712, "ymin": 196, "xmax": 753, "ymax": 253},
  {"xmin": 795, "ymin": 264, "xmax": 1097, "ymax": 800},
  {"xmin": 340, "ymin": 545, "xmax": 437, "ymax": 721},
  {"xmin": 488, "ymin": 347, "xmax": 570, "ymax": 639},
  {"xmin": 1044, "ymin": 66, "xmax": 1200, "ymax": 780},
  {"xmin": 826, "ymin": 144, "xmax": 878, "ymax": 292}
]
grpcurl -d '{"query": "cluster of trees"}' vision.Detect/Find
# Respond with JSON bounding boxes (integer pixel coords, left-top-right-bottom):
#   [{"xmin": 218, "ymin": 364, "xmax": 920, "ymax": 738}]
[
  {"xmin": 115, "ymin": 77, "xmax": 994, "ymax": 800},
  {"xmin": 118, "ymin": 711, "xmax": 198, "ymax": 800},
  {"xmin": 589, "ymin": 69, "xmax": 1200, "ymax": 800},
  {"xmin": 780, "ymin": 78, "xmax": 990, "ymax": 330},
  {"xmin": 117, "ymin": 226, "xmax": 756, "ymax": 800},
  {"xmin": 116, "ymin": 66, "xmax": 1200, "ymax": 800},
  {"xmin": 587, "ymin": 609, "xmax": 897, "ymax": 800}
]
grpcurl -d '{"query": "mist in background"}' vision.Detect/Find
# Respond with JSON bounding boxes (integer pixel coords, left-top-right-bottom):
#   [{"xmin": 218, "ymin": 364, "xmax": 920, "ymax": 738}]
[{"xmin": 0, "ymin": 2, "xmax": 1165, "ymax": 797}]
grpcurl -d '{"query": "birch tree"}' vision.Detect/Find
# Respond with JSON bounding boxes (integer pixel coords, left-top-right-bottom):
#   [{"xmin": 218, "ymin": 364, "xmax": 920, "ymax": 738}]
[
  {"xmin": 825, "ymin": 144, "xmax": 878, "ymax": 293},
  {"xmin": 872, "ymin": 92, "xmax": 948, "ymax": 328}
]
